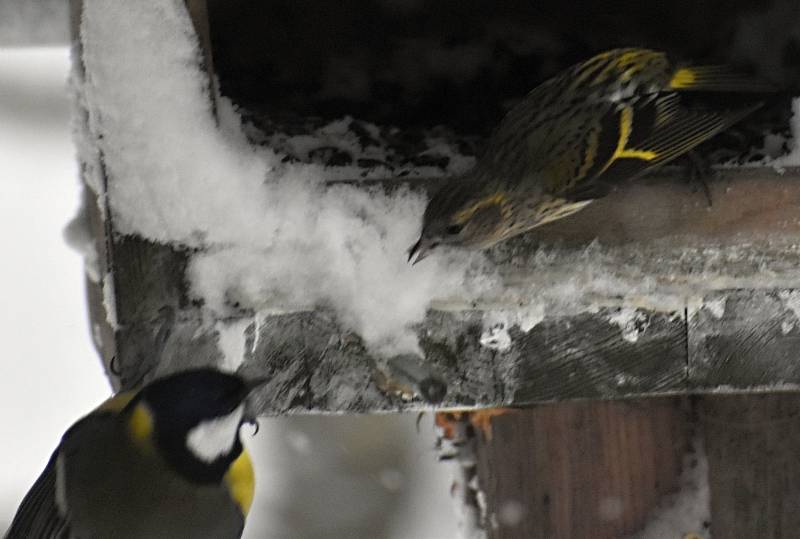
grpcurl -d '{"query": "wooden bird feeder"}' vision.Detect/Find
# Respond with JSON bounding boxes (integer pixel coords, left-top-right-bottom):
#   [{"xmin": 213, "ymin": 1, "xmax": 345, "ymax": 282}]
[{"xmin": 72, "ymin": 0, "xmax": 800, "ymax": 536}]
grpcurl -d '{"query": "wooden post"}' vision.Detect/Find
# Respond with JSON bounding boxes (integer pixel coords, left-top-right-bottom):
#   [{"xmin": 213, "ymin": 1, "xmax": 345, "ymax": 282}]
[
  {"xmin": 700, "ymin": 394, "xmax": 800, "ymax": 537},
  {"xmin": 474, "ymin": 399, "xmax": 691, "ymax": 538}
]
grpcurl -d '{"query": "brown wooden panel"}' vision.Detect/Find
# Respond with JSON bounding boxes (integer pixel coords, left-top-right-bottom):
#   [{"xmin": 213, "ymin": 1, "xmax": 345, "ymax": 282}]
[
  {"xmin": 475, "ymin": 399, "xmax": 691, "ymax": 539},
  {"xmin": 700, "ymin": 394, "xmax": 800, "ymax": 538},
  {"xmin": 518, "ymin": 168, "xmax": 800, "ymax": 247}
]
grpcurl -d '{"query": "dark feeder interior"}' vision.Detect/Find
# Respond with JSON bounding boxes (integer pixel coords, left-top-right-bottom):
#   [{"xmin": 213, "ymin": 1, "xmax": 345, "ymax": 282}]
[{"xmin": 207, "ymin": 0, "xmax": 798, "ymax": 172}]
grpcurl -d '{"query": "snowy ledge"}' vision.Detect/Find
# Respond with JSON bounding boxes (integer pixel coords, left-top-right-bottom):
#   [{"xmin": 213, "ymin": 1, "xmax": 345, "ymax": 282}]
[
  {"xmin": 72, "ymin": 0, "xmax": 800, "ymax": 413},
  {"xmin": 97, "ymin": 185, "xmax": 800, "ymax": 414}
]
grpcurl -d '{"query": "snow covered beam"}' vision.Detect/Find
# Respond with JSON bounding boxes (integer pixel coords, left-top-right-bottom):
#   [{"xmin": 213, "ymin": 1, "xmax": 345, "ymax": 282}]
[{"xmin": 71, "ymin": 0, "xmax": 800, "ymax": 414}]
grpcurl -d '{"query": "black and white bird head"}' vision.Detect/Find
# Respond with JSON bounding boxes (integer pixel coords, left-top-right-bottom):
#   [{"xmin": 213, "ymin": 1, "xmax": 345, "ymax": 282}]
[{"xmin": 130, "ymin": 368, "xmax": 266, "ymax": 483}]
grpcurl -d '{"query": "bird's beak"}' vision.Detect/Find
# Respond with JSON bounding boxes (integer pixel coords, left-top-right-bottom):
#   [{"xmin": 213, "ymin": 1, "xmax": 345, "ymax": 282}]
[
  {"xmin": 241, "ymin": 376, "xmax": 269, "ymax": 428},
  {"xmin": 407, "ymin": 237, "xmax": 432, "ymax": 265}
]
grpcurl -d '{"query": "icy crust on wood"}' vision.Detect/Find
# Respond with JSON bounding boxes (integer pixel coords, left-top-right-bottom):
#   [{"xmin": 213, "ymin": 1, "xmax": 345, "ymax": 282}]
[{"xmin": 484, "ymin": 239, "xmax": 800, "ymax": 322}]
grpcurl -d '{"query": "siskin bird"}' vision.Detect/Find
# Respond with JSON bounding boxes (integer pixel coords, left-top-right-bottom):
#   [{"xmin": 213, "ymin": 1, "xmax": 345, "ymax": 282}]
[
  {"xmin": 408, "ymin": 48, "xmax": 772, "ymax": 263},
  {"xmin": 6, "ymin": 368, "xmax": 266, "ymax": 539}
]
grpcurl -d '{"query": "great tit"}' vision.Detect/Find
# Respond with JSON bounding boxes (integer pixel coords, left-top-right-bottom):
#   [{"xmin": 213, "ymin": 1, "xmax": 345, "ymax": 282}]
[{"xmin": 6, "ymin": 368, "xmax": 264, "ymax": 539}]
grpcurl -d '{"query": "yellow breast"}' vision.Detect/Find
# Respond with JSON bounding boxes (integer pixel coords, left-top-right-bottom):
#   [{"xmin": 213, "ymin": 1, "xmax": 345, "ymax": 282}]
[{"xmin": 224, "ymin": 448, "xmax": 255, "ymax": 516}]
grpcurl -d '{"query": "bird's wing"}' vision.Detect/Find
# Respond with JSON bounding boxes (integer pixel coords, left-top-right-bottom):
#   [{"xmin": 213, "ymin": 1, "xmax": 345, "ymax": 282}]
[
  {"xmin": 4, "ymin": 451, "xmax": 70, "ymax": 539},
  {"xmin": 478, "ymin": 49, "xmax": 768, "ymax": 202},
  {"xmin": 554, "ymin": 96, "xmax": 761, "ymax": 201},
  {"xmin": 5, "ymin": 391, "xmax": 136, "ymax": 539},
  {"xmin": 567, "ymin": 49, "xmax": 774, "ymax": 98},
  {"xmin": 481, "ymin": 87, "xmax": 618, "ymax": 196},
  {"xmin": 537, "ymin": 99, "xmax": 620, "ymax": 199}
]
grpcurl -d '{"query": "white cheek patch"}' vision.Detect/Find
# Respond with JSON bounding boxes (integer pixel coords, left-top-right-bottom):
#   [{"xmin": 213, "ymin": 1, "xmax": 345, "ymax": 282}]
[{"xmin": 185, "ymin": 405, "xmax": 244, "ymax": 463}]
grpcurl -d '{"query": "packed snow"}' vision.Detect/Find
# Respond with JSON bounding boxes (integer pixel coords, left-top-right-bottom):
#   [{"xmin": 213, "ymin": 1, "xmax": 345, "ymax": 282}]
[
  {"xmin": 607, "ymin": 307, "xmax": 650, "ymax": 343},
  {"xmin": 479, "ymin": 304, "xmax": 545, "ymax": 351},
  {"xmin": 703, "ymin": 296, "xmax": 728, "ymax": 320},
  {"xmin": 779, "ymin": 290, "xmax": 800, "ymax": 334},
  {"xmin": 101, "ymin": 273, "xmax": 117, "ymax": 329},
  {"xmin": 772, "ymin": 98, "xmax": 800, "ymax": 170},
  {"xmin": 78, "ymin": 0, "xmax": 496, "ymax": 357},
  {"xmin": 214, "ymin": 318, "xmax": 252, "ymax": 371}
]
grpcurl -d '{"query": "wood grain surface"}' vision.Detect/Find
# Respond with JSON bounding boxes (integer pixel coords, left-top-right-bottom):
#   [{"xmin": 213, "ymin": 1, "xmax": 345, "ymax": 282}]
[{"xmin": 475, "ymin": 399, "xmax": 691, "ymax": 539}]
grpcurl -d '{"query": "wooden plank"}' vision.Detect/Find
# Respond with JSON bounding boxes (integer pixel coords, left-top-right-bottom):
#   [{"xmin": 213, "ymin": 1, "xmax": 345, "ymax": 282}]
[
  {"xmin": 516, "ymin": 167, "xmax": 800, "ymax": 247},
  {"xmin": 70, "ymin": 0, "xmax": 118, "ymax": 385},
  {"xmin": 474, "ymin": 399, "xmax": 691, "ymax": 538},
  {"xmin": 700, "ymin": 394, "xmax": 800, "ymax": 538},
  {"xmin": 102, "ymin": 249, "xmax": 689, "ymax": 410},
  {"xmin": 331, "ymin": 167, "xmax": 800, "ymax": 256},
  {"xmin": 689, "ymin": 289, "xmax": 800, "ymax": 390},
  {"xmin": 506, "ymin": 308, "xmax": 685, "ymax": 403},
  {"xmin": 106, "ymin": 276, "xmax": 689, "ymax": 411}
]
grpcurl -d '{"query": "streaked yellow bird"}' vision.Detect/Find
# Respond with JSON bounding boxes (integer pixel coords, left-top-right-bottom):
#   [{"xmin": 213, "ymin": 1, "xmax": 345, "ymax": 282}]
[
  {"xmin": 409, "ymin": 48, "xmax": 771, "ymax": 263},
  {"xmin": 6, "ymin": 368, "xmax": 265, "ymax": 539}
]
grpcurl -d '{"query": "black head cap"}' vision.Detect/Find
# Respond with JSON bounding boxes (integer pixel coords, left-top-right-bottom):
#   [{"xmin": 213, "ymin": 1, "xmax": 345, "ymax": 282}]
[
  {"xmin": 139, "ymin": 368, "xmax": 251, "ymax": 428},
  {"xmin": 133, "ymin": 368, "xmax": 261, "ymax": 483}
]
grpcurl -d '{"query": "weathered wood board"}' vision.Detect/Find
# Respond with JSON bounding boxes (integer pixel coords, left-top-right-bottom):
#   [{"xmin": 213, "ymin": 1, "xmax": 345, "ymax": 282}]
[{"xmin": 689, "ymin": 290, "xmax": 800, "ymax": 390}]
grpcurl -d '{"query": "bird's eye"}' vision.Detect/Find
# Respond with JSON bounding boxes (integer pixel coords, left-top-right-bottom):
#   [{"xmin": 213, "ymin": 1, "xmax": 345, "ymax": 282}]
[{"xmin": 446, "ymin": 224, "xmax": 464, "ymax": 235}]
